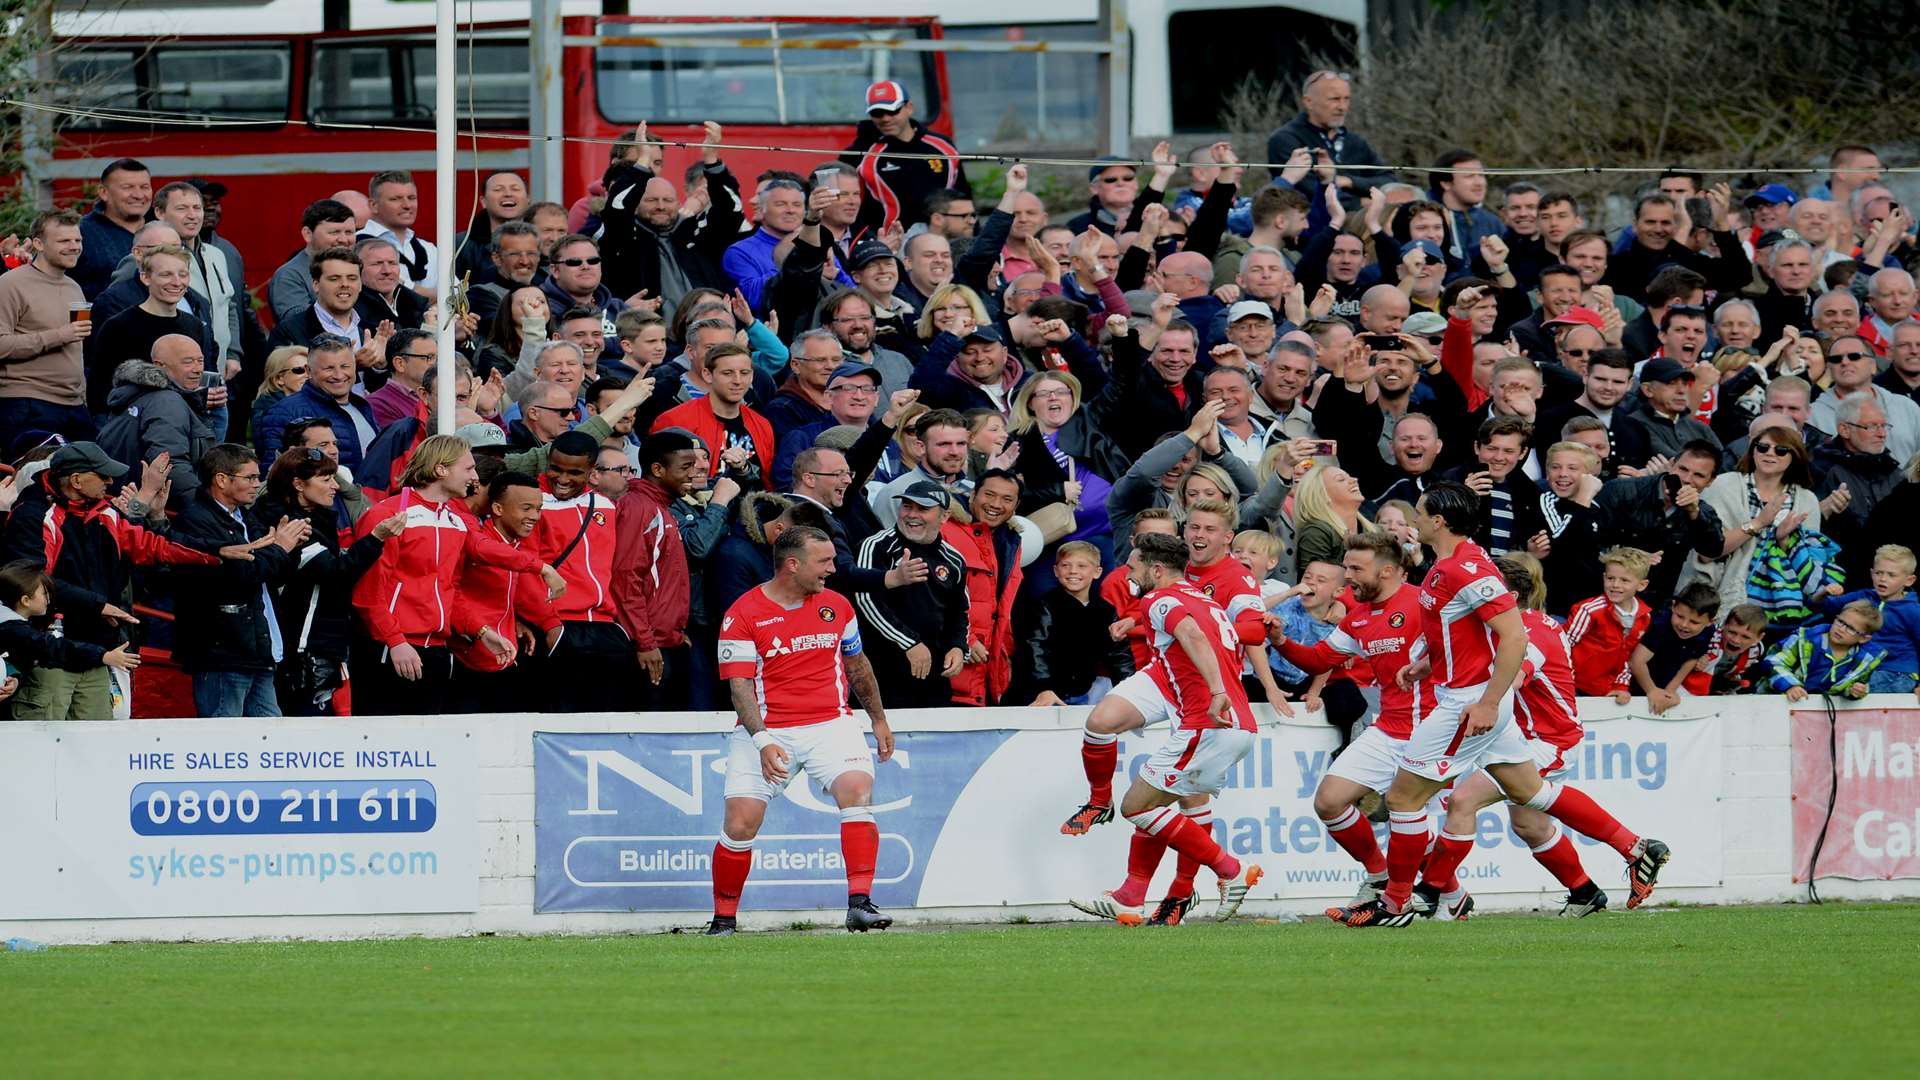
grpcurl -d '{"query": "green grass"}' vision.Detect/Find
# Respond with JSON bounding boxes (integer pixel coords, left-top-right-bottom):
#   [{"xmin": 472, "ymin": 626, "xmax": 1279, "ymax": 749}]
[{"xmin": 4, "ymin": 904, "xmax": 1915, "ymax": 1078}]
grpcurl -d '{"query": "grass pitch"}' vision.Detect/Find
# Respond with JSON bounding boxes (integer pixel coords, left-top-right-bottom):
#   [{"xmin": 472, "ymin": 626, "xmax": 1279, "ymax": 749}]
[{"xmin": 3, "ymin": 904, "xmax": 1914, "ymax": 1078}]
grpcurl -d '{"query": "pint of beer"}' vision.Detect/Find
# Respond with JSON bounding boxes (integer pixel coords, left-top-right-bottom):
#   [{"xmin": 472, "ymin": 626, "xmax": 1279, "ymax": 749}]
[{"xmin": 69, "ymin": 302, "xmax": 91, "ymax": 323}]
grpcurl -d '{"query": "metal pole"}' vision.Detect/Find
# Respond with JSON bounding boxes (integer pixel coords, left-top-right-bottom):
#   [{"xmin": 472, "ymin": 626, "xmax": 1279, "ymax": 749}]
[
  {"xmin": 1099, "ymin": 0, "xmax": 1130, "ymax": 155},
  {"xmin": 529, "ymin": 0, "xmax": 565, "ymax": 204},
  {"xmin": 434, "ymin": 0, "xmax": 457, "ymax": 434}
]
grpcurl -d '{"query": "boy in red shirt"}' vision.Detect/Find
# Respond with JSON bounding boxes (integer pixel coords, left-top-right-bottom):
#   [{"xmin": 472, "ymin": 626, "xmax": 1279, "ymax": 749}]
[{"xmin": 1564, "ymin": 546, "xmax": 1653, "ymax": 702}]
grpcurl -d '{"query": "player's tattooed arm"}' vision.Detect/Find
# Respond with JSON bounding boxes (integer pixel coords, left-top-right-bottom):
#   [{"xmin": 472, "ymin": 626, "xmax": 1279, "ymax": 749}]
[
  {"xmin": 845, "ymin": 652, "xmax": 895, "ymax": 761},
  {"xmin": 730, "ymin": 677, "xmax": 769, "ymax": 736}
]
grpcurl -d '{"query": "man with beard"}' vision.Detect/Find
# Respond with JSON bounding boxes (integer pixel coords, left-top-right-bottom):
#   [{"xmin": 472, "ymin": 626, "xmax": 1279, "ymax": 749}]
[
  {"xmin": 1318, "ymin": 333, "xmax": 1469, "ymax": 488},
  {"xmin": 820, "ymin": 289, "xmax": 913, "ymax": 399},
  {"xmin": 872, "ymin": 408, "xmax": 973, "ymax": 529},
  {"xmin": 598, "ymin": 120, "xmax": 743, "ymax": 325},
  {"xmin": 854, "ymin": 480, "xmax": 970, "ymax": 706}
]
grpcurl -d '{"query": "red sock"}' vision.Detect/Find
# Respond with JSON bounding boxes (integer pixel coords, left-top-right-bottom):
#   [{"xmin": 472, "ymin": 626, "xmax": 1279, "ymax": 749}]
[
  {"xmin": 1158, "ymin": 813, "xmax": 1239, "ymax": 879},
  {"xmin": 1530, "ymin": 828, "xmax": 1593, "ymax": 890},
  {"xmin": 1421, "ymin": 831, "xmax": 1474, "ymax": 894},
  {"xmin": 1384, "ymin": 810, "xmax": 1429, "ymax": 909},
  {"xmin": 1083, "ymin": 733, "xmax": 1118, "ymax": 805},
  {"xmin": 840, "ymin": 820, "xmax": 878, "ymax": 896},
  {"xmin": 1533, "ymin": 782, "xmax": 1637, "ymax": 858},
  {"xmin": 1111, "ymin": 829, "xmax": 1169, "ymax": 906},
  {"xmin": 1168, "ymin": 806, "xmax": 1212, "ymax": 899},
  {"xmin": 712, "ymin": 841, "xmax": 754, "ymax": 917},
  {"xmin": 1322, "ymin": 805, "xmax": 1387, "ymax": 874}
]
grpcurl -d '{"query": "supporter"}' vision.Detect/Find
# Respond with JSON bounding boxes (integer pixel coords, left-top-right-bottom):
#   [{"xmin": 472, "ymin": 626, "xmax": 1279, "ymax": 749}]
[
  {"xmin": 1683, "ymin": 604, "xmax": 1770, "ymax": 696},
  {"xmin": 1069, "ymin": 156, "xmax": 1141, "ymax": 237},
  {"xmin": 612, "ymin": 429, "xmax": 699, "ymax": 705},
  {"xmin": 250, "ymin": 346, "xmax": 308, "ymax": 439},
  {"xmin": 590, "ymin": 445, "xmax": 633, "ymax": 501},
  {"xmin": 911, "ymin": 323, "xmax": 1029, "ymax": 418},
  {"xmin": 816, "ymin": 289, "xmax": 912, "ymax": 398},
  {"xmin": 854, "ymin": 479, "xmax": 970, "ymax": 707},
  {"xmin": 256, "ymin": 446, "xmax": 404, "ymax": 716},
  {"xmin": 1878, "ymin": 321, "xmax": 1920, "ymax": 404},
  {"xmin": 368, "ymin": 329, "xmax": 438, "ymax": 429},
  {"xmin": 723, "ymin": 177, "xmax": 807, "ymax": 312},
  {"xmin": 1768, "ymin": 600, "xmax": 1885, "ymax": 702},
  {"xmin": 1250, "ymin": 339, "xmax": 1317, "ymax": 438},
  {"xmin": 1591, "ymin": 438, "xmax": 1724, "ymax": 606},
  {"xmin": 1264, "ymin": 70, "xmax": 1392, "ymax": 198},
  {"xmin": 528, "ymin": 431, "xmax": 633, "ymax": 713},
  {"xmin": 1617, "ymin": 357, "xmax": 1720, "ymax": 468},
  {"xmin": 1428, "ymin": 150, "xmax": 1503, "ymax": 264},
  {"xmin": 453, "ymin": 171, "xmax": 529, "ymax": 285},
  {"xmin": 941, "ymin": 469, "xmax": 1024, "ymax": 706},
  {"xmin": 351, "ymin": 236, "xmax": 430, "ymax": 333},
  {"xmin": 269, "ymin": 200, "xmax": 358, "ymax": 324},
  {"xmin": 1001, "ymin": 369, "xmax": 1123, "ymax": 541},
  {"xmin": 1012, "ymin": 540, "xmax": 1132, "ymax": 706},
  {"xmin": 1366, "ymin": 412, "xmax": 1447, "ymax": 512},
  {"xmin": 1809, "ymin": 333, "xmax": 1920, "ymax": 464},
  {"xmin": 895, "ymin": 232, "xmax": 954, "ymax": 317},
  {"xmin": 841, "ymin": 80, "xmax": 966, "ymax": 232},
  {"xmin": 555, "ymin": 306, "xmax": 612, "ymax": 380},
  {"xmin": 1861, "ymin": 268, "xmax": 1917, "ymax": 355},
  {"xmin": 597, "ymin": 120, "xmax": 742, "ymax": 322},
  {"xmin": 772, "ymin": 359, "xmax": 878, "ymax": 490},
  {"xmin": 1812, "ymin": 395, "xmax": 1905, "ymax": 585},
  {"xmin": 1442, "ymin": 417, "xmax": 1546, "ymax": 557},
  {"xmin": 871, "ymin": 408, "xmax": 973, "ymax": 529},
  {"xmin": 349, "ymin": 434, "xmax": 561, "ymax": 716},
  {"xmin": 268, "ymin": 246, "xmax": 379, "ymax": 359},
  {"xmin": 0, "ymin": 560, "xmax": 142, "ymax": 721},
  {"xmin": 1, "ymin": 442, "xmax": 220, "ymax": 719},
  {"xmin": 924, "ymin": 189, "xmax": 977, "ymax": 241},
  {"xmin": 611, "ymin": 310, "xmax": 670, "ymax": 380},
  {"xmin": 0, "ymin": 210, "xmax": 94, "ymax": 440},
  {"xmin": 330, "ymin": 189, "xmax": 370, "ymax": 229},
  {"xmin": 150, "ymin": 181, "xmax": 240, "ymax": 375},
  {"xmin": 98, "ymin": 334, "xmax": 220, "ymax": 509},
  {"xmin": 1814, "ymin": 544, "xmax": 1920, "ymax": 696},
  {"xmin": 1602, "ymin": 193, "xmax": 1750, "ymax": 304},
  {"xmin": 1099, "ymin": 509, "xmax": 1178, "ymax": 672},
  {"xmin": 649, "ymin": 344, "xmax": 773, "ymax": 490},
  {"xmin": 445, "ymin": 469, "xmax": 550, "ymax": 715},
  {"xmin": 541, "ymin": 234, "xmax": 645, "ymax": 359},
  {"xmin": 278, "ymin": 416, "xmax": 372, "ymax": 529},
  {"xmin": 1290, "ymin": 464, "xmax": 1371, "ymax": 571},
  {"xmin": 467, "ymin": 221, "xmax": 544, "ymax": 324},
  {"xmin": 479, "ymin": 286, "xmax": 550, "ymax": 383},
  {"xmin": 1084, "ymin": 318, "xmax": 1206, "ymax": 461},
  {"xmin": 257, "ymin": 336, "xmax": 380, "ymax": 474},
  {"xmin": 1104, "ymin": 401, "xmax": 1259, "ymax": 557},
  {"xmin": 1631, "ymin": 582, "xmax": 1721, "ymax": 715},
  {"xmin": 1259, "ymin": 553, "xmax": 1364, "ymax": 740},
  {"xmin": 1565, "ymin": 546, "xmax": 1654, "ymax": 701},
  {"xmin": 846, "ymin": 240, "xmax": 917, "ymax": 356},
  {"xmin": 358, "ymin": 171, "xmax": 437, "ymax": 293},
  {"xmin": 762, "ymin": 328, "xmax": 841, "ymax": 439},
  {"xmin": 1681, "ymin": 423, "xmax": 1822, "ymax": 617},
  {"xmin": 74, "ymin": 159, "xmax": 151, "ymax": 300},
  {"xmin": 664, "ymin": 441, "xmax": 742, "ymax": 711}
]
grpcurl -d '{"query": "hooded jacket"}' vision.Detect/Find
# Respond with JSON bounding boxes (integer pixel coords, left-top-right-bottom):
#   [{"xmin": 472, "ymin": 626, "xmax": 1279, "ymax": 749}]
[
  {"xmin": 840, "ymin": 118, "xmax": 968, "ymax": 231},
  {"xmin": 612, "ymin": 477, "xmax": 690, "ymax": 653},
  {"xmin": 99, "ymin": 360, "xmax": 216, "ymax": 509},
  {"xmin": 167, "ymin": 488, "xmax": 297, "ymax": 673},
  {"xmin": 706, "ymin": 491, "xmax": 789, "ymax": 621},
  {"xmin": 597, "ymin": 160, "xmax": 746, "ymax": 305}
]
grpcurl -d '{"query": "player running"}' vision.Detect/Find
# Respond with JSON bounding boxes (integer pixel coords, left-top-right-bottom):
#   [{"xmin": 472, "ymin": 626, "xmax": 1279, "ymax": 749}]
[
  {"xmin": 1329, "ymin": 482, "xmax": 1669, "ymax": 928},
  {"xmin": 1067, "ymin": 534, "xmax": 1265, "ymax": 925},
  {"xmin": 1267, "ymin": 531, "xmax": 1433, "ymax": 905},
  {"xmin": 1419, "ymin": 554, "xmax": 1660, "ymax": 918},
  {"xmin": 707, "ymin": 526, "xmax": 896, "ymax": 936}
]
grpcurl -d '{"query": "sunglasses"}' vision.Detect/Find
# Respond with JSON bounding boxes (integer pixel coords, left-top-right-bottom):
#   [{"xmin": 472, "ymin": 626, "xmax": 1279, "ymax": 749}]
[
  {"xmin": 1562, "ymin": 348, "xmax": 1592, "ymax": 358},
  {"xmin": 530, "ymin": 404, "xmax": 580, "ymax": 418},
  {"xmin": 1830, "ymin": 350, "xmax": 1871, "ymax": 363},
  {"xmin": 287, "ymin": 365, "xmax": 307, "ymax": 375},
  {"xmin": 1097, "ymin": 174, "xmax": 1135, "ymax": 185},
  {"xmin": 1304, "ymin": 70, "xmax": 1351, "ymax": 90},
  {"xmin": 1751, "ymin": 441, "xmax": 1792, "ymax": 456},
  {"xmin": 555, "ymin": 256, "xmax": 601, "ymax": 268}
]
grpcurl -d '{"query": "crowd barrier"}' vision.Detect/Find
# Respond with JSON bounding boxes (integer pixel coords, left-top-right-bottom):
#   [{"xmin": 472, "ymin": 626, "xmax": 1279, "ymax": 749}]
[{"xmin": 2, "ymin": 696, "xmax": 1914, "ymax": 943}]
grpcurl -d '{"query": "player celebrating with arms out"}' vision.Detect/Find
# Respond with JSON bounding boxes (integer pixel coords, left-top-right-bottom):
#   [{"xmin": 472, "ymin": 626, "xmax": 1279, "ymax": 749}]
[
  {"xmin": 1068, "ymin": 534, "xmax": 1264, "ymax": 926},
  {"xmin": 1331, "ymin": 482, "xmax": 1669, "ymax": 928},
  {"xmin": 709, "ymin": 526, "xmax": 895, "ymax": 936}
]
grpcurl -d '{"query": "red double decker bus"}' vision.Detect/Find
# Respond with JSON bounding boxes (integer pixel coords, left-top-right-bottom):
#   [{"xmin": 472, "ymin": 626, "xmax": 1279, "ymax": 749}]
[{"xmin": 46, "ymin": 15, "xmax": 952, "ymax": 289}]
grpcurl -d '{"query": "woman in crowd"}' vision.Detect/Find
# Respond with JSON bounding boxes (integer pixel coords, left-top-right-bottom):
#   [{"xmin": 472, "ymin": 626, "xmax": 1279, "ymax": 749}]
[
  {"xmin": 477, "ymin": 285, "xmax": 550, "ymax": 381},
  {"xmin": 1682, "ymin": 420, "xmax": 1823, "ymax": 616},
  {"xmin": 1290, "ymin": 464, "xmax": 1374, "ymax": 571},
  {"xmin": 1006, "ymin": 369, "xmax": 1129, "ymax": 544},
  {"xmin": 257, "ymin": 447, "xmax": 405, "ymax": 716},
  {"xmin": 250, "ymin": 346, "xmax": 308, "ymax": 442}
]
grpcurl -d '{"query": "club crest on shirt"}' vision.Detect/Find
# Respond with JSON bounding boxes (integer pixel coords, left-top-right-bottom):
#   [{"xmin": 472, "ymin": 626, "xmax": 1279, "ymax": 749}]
[
  {"xmin": 818, "ymin": 606, "xmax": 836, "ymax": 622},
  {"xmin": 1201, "ymin": 583, "xmax": 1216, "ymax": 596},
  {"xmin": 934, "ymin": 565, "xmax": 951, "ymax": 582},
  {"xmin": 591, "ymin": 511, "xmax": 607, "ymax": 527},
  {"xmin": 1388, "ymin": 612, "xmax": 1406, "ymax": 628}
]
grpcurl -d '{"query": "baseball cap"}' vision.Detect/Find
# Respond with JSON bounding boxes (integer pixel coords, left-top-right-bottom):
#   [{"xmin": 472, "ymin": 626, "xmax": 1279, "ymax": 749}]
[
  {"xmin": 1544, "ymin": 306, "xmax": 1605, "ymax": 331},
  {"xmin": 1400, "ymin": 239, "xmax": 1445, "ymax": 263},
  {"xmin": 828, "ymin": 361, "xmax": 883, "ymax": 387},
  {"xmin": 48, "ymin": 441, "xmax": 129, "ymax": 480},
  {"xmin": 896, "ymin": 479, "xmax": 951, "ymax": 509},
  {"xmin": 1228, "ymin": 300, "xmax": 1275, "ymax": 324},
  {"xmin": 961, "ymin": 325, "xmax": 1004, "ymax": 346},
  {"xmin": 456, "ymin": 422, "xmax": 507, "ymax": 448},
  {"xmin": 1402, "ymin": 311, "xmax": 1448, "ymax": 337},
  {"xmin": 1754, "ymin": 228, "xmax": 1800, "ymax": 250},
  {"xmin": 1743, "ymin": 183, "xmax": 1799, "ymax": 208},
  {"xmin": 865, "ymin": 80, "xmax": 910, "ymax": 114},
  {"xmin": 1640, "ymin": 358, "xmax": 1695, "ymax": 384},
  {"xmin": 1088, "ymin": 154, "xmax": 1136, "ymax": 182},
  {"xmin": 184, "ymin": 177, "xmax": 228, "ymax": 199},
  {"xmin": 847, "ymin": 238, "xmax": 897, "ymax": 271}
]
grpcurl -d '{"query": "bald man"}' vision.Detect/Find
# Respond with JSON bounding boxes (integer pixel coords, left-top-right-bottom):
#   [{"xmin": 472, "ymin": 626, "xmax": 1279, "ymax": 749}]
[
  {"xmin": 1358, "ymin": 283, "xmax": 1410, "ymax": 335},
  {"xmin": 999, "ymin": 191, "xmax": 1048, "ymax": 281},
  {"xmin": 597, "ymin": 120, "xmax": 743, "ymax": 318},
  {"xmin": 1161, "ymin": 251, "xmax": 1228, "ymax": 349}
]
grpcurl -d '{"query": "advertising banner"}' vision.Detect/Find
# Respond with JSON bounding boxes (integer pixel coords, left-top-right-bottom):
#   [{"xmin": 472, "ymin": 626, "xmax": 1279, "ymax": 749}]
[
  {"xmin": 1792, "ymin": 708, "xmax": 1920, "ymax": 882},
  {"xmin": 534, "ymin": 718, "xmax": 1720, "ymax": 913},
  {"xmin": 0, "ymin": 724, "xmax": 479, "ymax": 919}
]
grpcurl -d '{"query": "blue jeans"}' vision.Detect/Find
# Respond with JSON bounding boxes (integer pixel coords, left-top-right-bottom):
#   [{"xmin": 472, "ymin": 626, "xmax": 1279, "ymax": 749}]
[
  {"xmin": 192, "ymin": 669, "xmax": 281, "ymax": 717},
  {"xmin": 1867, "ymin": 667, "xmax": 1919, "ymax": 695}
]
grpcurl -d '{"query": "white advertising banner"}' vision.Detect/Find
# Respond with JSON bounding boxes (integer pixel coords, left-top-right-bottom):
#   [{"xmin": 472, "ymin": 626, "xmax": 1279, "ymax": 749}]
[{"xmin": 0, "ymin": 723, "xmax": 479, "ymax": 920}]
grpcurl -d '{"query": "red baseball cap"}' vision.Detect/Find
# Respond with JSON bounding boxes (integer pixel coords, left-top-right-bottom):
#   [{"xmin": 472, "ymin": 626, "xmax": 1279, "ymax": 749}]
[
  {"xmin": 1544, "ymin": 306, "xmax": 1605, "ymax": 331},
  {"xmin": 865, "ymin": 80, "xmax": 910, "ymax": 114}
]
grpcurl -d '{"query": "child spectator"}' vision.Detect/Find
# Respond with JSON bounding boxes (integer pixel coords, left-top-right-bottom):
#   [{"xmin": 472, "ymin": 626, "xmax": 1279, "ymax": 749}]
[
  {"xmin": 1565, "ymin": 546, "xmax": 1653, "ymax": 703},
  {"xmin": 1101, "ymin": 508, "xmax": 1178, "ymax": 672},
  {"xmin": 1768, "ymin": 600, "xmax": 1886, "ymax": 702},
  {"xmin": 1015, "ymin": 541, "xmax": 1134, "ymax": 706},
  {"xmin": 612, "ymin": 309, "xmax": 668, "ymax": 377},
  {"xmin": 1631, "ymin": 583, "xmax": 1720, "ymax": 715},
  {"xmin": 1683, "ymin": 603, "xmax": 1769, "ymax": 696},
  {"xmin": 0, "ymin": 560, "xmax": 141, "ymax": 720},
  {"xmin": 1815, "ymin": 543, "xmax": 1920, "ymax": 696},
  {"xmin": 1249, "ymin": 544, "xmax": 1365, "ymax": 744}
]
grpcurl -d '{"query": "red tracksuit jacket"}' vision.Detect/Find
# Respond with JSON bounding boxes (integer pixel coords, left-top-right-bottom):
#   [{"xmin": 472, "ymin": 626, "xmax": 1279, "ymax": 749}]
[
  {"xmin": 1564, "ymin": 594, "xmax": 1651, "ymax": 695},
  {"xmin": 351, "ymin": 489, "xmax": 544, "ymax": 649},
  {"xmin": 448, "ymin": 518, "xmax": 560, "ymax": 673},
  {"xmin": 531, "ymin": 481, "xmax": 622, "ymax": 625}
]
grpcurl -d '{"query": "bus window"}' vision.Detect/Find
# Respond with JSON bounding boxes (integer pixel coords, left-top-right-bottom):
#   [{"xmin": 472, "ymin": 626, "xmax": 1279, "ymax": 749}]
[
  {"xmin": 939, "ymin": 24, "xmax": 1101, "ymax": 151},
  {"xmin": 150, "ymin": 47, "xmax": 290, "ymax": 119},
  {"xmin": 1166, "ymin": 7, "xmax": 1355, "ymax": 131},
  {"xmin": 594, "ymin": 20, "xmax": 939, "ymax": 126},
  {"xmin": 56, "ymin": 48, "xmax": 142, "ymax": 125},
  {"xmin": 311, "ymin": 38, "xmax": 527, "ymax": 127}
]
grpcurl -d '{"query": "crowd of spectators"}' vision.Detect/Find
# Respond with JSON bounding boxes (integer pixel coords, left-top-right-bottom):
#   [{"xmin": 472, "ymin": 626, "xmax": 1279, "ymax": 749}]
[{"xmin": 2, "ymin": 72, "xmax": 1918, "ymax": 718}]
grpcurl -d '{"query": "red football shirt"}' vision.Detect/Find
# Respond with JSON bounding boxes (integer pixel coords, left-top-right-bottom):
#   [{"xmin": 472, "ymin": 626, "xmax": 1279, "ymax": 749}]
[
  {"xmin": 1276, "ymin": 581, "xmax": 1433, "ymax": 740},
  {"xmin": 1515, "ymin": 610, "xmax": 1583, "ymax": 750},
  {"xmin": 1186, "ymin": 555, "xmax": 1267, "ymax": 647},
  {"xmin": 717, "ymin": 586, "xmax": 861, "ymax": 728},
  {"xmin": 1418, "ymin": 540, "xmax": 1517, "ymax": 689},
  {"xmin": 1143, "ymin": 581, "xmax": 1257, "ymax": 732}
]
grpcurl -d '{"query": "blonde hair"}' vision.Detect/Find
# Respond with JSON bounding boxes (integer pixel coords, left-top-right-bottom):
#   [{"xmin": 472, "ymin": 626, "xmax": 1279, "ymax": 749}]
[
  {"xmin": 915, "ymin": 283, "xmax": 991, "ymax": 340},
  {"xmin": 1292, "ymin": 464, "xmax": 1372, "ymax": 540},
  {"xmin": 1132, "ymin": 507, "xmax": 1178, "ymax": 536},
  {"xmin": 1011, "ymin": 370, "xmax": 1082, "ymax": 434},
  {"xmin": 1056, "ymin": 540, "xmax": 1101, "ymax": 565},
  {"xmin": 400, "ymin": 434, "xmax": 471, "ymax": 491},
  {"xmin": 1232, "ymin": 529, "xmax": 1282, "ymax": 562},
  {"xmin": 1186, "ymin": 497, "xmax": 1240, "ymax": 531},
  {"xmin": 1178, "ymin": 462, "xmax": 1240, "ymax": 513},
  {"xmin": 891, "ymin": 402, "xmax": 931, "ymax": 463},
  {"xmin": 1546, "ymin": 440, "xmax": 1600, "ymax": 474},
  {"xmin": 262, "ymin": 346, "xmax": 310, "ymax": 394},
  {"xmin": 1599, "ymin": 545, "xmax": 1653, "ymax": 581},
  {"xmin": 139, "ymin": 242, "xmax": 191, "ymax": 274},
  {"xmin": 1839, "ymin": 599, "xmax": 1885, "ymax": 635},
  {"xmin": 1875, "ymin": 543, "xmax": 1918, "ymax": 576}
]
